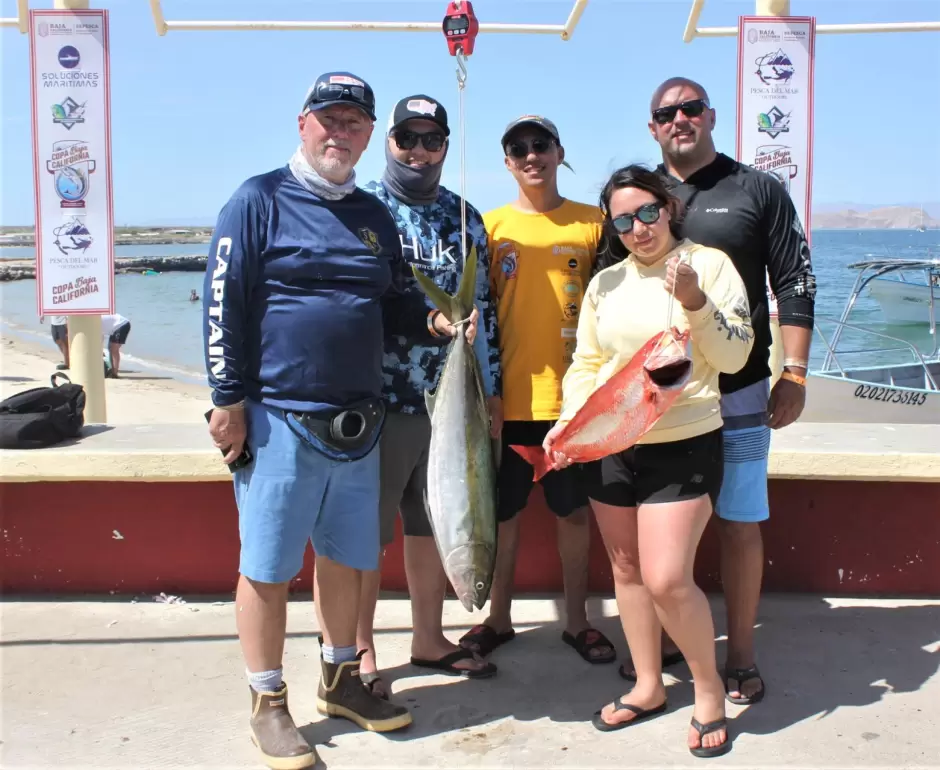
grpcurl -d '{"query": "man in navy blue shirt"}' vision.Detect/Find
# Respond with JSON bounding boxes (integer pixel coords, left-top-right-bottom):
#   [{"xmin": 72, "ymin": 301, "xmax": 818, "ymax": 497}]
[{"xmin": 202, "ymin": 72, "xmax": 477, "ymax": 769}]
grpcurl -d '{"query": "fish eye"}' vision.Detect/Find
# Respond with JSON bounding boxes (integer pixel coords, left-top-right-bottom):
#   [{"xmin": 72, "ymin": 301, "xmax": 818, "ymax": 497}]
[{"xmin": 475, "ymin": 581, "xmax": 485, "ymax": 590}]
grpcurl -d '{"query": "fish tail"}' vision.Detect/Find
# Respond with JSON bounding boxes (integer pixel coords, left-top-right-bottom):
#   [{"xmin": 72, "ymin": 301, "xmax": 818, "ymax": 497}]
[
  {"xmin": 411, "ymin": 245, "xmax": 478, "ymax": 322},
  {"xmin": 509, "ymin": 444, "xmax": 553, "ymax": 482}
]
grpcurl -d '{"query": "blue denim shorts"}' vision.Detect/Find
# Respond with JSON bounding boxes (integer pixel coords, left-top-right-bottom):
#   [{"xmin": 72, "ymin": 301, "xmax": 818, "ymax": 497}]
[
  {"xmin": 233, "ymin": 399, "xmax": 381, "ymax": 583},
  {"xmin": 715, "ymin": 379, "xmax": 771, "ymax": 523}
]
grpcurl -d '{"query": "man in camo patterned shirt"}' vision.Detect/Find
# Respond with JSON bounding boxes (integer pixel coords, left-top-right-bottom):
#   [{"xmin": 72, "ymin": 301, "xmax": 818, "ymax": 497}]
[{"xmin": 356, "ymin": 94, "xmax": 502, "ymax": 696}]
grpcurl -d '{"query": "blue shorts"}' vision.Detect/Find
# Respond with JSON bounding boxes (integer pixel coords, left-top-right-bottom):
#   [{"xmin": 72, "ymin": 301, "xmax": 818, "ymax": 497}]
[
  {"xmin": 234, "ymin": 399, "xmax": 381, "ymax": 583},
  {"xmin": 716, "ymin": 380, "xmax": 771, "ymax": 523}
]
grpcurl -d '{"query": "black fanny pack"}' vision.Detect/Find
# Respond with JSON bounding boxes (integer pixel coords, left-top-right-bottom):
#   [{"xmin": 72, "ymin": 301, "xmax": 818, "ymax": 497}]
[{"xmin": 285, "ymin": 397, "xmax": 386, "ymax": 462}]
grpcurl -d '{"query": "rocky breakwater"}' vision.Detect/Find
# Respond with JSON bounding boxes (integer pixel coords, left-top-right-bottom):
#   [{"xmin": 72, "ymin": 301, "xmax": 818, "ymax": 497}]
[{"xmin": 0, "ymin": 254, "xmax": 208, "ymax": 282}]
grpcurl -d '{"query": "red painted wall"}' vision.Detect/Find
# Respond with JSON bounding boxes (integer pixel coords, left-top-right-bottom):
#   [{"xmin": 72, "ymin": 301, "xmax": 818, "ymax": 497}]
[{"xmin": 1, "ymin": 480, "xmax": 938, "ymax": 596}]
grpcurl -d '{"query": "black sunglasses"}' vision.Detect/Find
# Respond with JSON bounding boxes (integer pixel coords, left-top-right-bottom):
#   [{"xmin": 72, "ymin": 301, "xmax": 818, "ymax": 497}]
[
  {"xmin": 651, "ymin": 98, "xmax": 709, "ymax": 125},
  {"xmin": 611, "ymin": 203, "xmax": 662, "ymax": 233},
  {"xmin": 304, "ymin": 82, "xmax": 375, "ymax": 114},
  {"xmin": 393, "ymin": 129, "xmax": 446, "ymax": 152},
  {"xmin": 505, "ymin": 137, "xmax": 555, "ymax": 159}
]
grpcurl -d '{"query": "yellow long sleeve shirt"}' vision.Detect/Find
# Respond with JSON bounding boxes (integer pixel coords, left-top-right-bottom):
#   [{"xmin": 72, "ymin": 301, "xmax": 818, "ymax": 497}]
[{"xmin": 559, "ymin": 239, "xmax": 755, "ymax": 445}]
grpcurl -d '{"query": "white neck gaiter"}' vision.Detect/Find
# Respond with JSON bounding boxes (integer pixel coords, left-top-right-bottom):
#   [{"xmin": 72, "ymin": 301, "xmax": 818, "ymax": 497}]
[{"xmin": 288, "ymin": 145, "xmax": 357, "ymax": 201}]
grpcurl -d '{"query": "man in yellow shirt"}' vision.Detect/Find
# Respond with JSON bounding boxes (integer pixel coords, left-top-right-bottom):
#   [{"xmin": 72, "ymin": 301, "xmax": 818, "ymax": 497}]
[{"xmin": 458, "ymin": 115, "xmax": 616, "ymax": 665}]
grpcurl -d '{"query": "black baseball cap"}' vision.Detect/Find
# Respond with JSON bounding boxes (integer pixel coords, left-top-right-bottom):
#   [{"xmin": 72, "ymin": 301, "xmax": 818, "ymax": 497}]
[
  {"xmin": 301, "ymin": 71, "xmax": 376, "ymax": 121},
  {"xmin": 500, "ymin": 114, "xmax": 561, "ymax": 147},
  {"xmin": 387, "ymin": 94, "xmax": 450, "ymax": 136}
]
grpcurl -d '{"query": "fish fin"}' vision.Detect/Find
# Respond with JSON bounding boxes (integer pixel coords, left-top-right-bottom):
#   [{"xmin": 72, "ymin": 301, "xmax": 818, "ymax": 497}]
[
  {"xmin": 424, "ymin": 388, "xmax": 437, "ymax": 416},
  {"xmin": 509, "ymin": 444, "xmax": 553, "ymax": 482},
  {"xmin": 455, "ymin": 245, "xmax": 478, "ymax": 318},
  {"xmin": 409, "ymin": 245, "xmax": 478, "ymax": 322}
]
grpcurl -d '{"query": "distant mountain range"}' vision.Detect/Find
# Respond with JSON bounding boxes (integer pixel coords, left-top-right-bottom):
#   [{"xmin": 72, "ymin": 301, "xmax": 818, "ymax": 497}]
[{"xmin": 813, "ymin": 206, "xmax": 938, "ymax": 230}]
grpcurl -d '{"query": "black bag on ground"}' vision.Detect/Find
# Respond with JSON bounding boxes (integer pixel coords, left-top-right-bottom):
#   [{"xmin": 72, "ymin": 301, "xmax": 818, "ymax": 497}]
[{"xmin": 0, "ymin": 372, "xmax": 86, "ymax": 449}]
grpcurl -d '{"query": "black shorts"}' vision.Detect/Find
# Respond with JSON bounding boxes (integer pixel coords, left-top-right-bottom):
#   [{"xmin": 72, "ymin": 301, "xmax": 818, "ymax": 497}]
[
  {"xmin": 497, "ymin": 420, "xmax": 590, "ymax": 522},
  {"xmin": 51, "ymin": 324, "xmax": 68, "ymax": 344},
  {"xmin": 109, "ymin": 321, "xmax": 131, "ymax": 345},
  {"xmin": 586, "ymin": 429, "xmax": 724, "ymax": 508}
]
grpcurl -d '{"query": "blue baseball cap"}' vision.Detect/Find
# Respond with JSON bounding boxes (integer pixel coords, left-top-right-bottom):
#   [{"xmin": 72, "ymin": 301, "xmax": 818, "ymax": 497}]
[{"xmin": 302, "ymin": 71, "xmax": 376, "ymax": 121}]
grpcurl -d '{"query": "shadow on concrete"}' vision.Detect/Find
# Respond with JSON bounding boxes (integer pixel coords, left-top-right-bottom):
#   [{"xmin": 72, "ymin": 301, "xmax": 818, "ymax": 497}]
[
  {"xmin": 0, "ymin": 376, "xmax": 35, "ymax": 383},
  {"xmin": 300, "ymin": 596, "xmax": 939, "ymax": 749},
  {"xmin": 718, "ymin": 599, "xmax": 940, "ymax": 741}
]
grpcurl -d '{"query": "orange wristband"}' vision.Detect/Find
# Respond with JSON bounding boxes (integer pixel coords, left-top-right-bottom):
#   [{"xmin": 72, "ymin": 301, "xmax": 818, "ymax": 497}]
[{"xmin": 781, "ymin": 371, "xmax": 806, "ymax": 387}]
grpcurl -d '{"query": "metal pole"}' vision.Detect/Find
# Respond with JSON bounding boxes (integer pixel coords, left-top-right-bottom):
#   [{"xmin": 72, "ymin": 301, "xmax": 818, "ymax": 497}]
[
  {"xmin": 561, "ymin": 0, "xmax": 590, "ymax": 40},
  {"xmin": 756, "ymin": 0, "xmax": 790, "ymax": 16},
  {"xmin": 51, "ymin": 0, "xmax": 107, "ymax": 423},
  {"xmin": 694, "ymin": 21, "xmax": 940, "ymax": 37}
]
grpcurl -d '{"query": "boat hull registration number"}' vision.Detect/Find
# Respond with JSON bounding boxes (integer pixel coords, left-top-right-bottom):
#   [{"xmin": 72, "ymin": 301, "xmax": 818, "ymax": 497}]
[{"xmin": 853, "ymin": 384, "xmax": 927, "ymax": 406}]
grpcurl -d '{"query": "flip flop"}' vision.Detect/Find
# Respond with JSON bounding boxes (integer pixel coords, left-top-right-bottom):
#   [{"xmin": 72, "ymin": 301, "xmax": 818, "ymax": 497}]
[
  {"xmin": 359, "ymin": 671, "xmax": 389, "ymax": 700},
  {"xmin": 562, "ymin": 628, "xmax": 617, "ymax": 664},
  {"xmin": 724, "ymin": 664, "xmax": 765, "ymax": 705},
  {"xmin": 592, "ymin": 697, "xmax": 668, "ymax": 732},
  {"xmin": 618, "ymin": 650, "xmax": 686, "ymax": 681},
  {"xmin": 411, "ymin": 648, "xmax": 497, "ymax": 679},
  {"xmin": 689, "ymin": 716, "xmax": 732, "ymax": 758},
  {"xmin": 458, "ymin": 624, "xmax": 516, "ymax": 658}
]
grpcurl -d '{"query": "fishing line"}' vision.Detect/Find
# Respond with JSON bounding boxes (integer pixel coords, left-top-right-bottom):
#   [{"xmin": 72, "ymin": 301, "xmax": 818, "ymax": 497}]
[
  {"xmin": 455, "ymin": 46, "xmax": 468, "ymax": 268},
  {"xmin": 651, "ymin": 248, "xmax": 689, "ymax": 360}
]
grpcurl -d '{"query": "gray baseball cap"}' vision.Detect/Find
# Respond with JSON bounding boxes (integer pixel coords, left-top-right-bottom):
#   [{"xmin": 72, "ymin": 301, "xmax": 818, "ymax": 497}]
[
  {"xmin": 500, "ymin": 114, "xmax": 561, "ymax": 147},
  {"xmin": 500, "ymin": 114, "xmax": 573, "ymax": 171}
]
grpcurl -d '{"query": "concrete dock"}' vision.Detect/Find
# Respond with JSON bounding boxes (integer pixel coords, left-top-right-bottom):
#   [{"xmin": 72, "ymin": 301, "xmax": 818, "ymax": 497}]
[{"xmin": 3, "ymin": 595, "xmax": 939, "ymax": 768}]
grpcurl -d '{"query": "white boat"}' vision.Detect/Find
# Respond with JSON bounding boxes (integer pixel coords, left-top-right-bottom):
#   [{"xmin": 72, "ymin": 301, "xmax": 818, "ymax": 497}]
[
  {"xmin": 867, "ymin": 259, "xmax": 940, "ymax": 325},
  {"xmin": 803, "ymin": 258, "xmax": 940, "ymax": 425}
]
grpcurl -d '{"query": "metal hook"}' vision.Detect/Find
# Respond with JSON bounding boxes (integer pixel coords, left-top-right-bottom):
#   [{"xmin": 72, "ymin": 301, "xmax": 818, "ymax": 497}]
[{"xmin": 455, "ymin": 48, "xmax": 468, "ymax": 88}]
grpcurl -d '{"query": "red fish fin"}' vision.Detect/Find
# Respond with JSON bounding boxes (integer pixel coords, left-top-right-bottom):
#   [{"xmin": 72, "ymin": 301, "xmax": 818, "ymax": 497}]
[{"xmin": 509, "ymin": 444, "xmax": 553, "ymax": 482}]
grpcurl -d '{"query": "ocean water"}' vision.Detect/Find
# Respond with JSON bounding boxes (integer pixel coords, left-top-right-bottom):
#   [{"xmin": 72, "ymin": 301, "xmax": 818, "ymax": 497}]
[{"xmin": 1, "ymin": 230, "xmax": 938, "ymax": 383}]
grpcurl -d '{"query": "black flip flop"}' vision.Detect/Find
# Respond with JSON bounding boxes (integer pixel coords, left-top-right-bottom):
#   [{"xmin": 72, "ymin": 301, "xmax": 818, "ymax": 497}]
[
  {"xmin": 591, "ymin": 698, "xmax": 668, "ymax": 732},
  {"xmin": 458, "ymin": 624, "xmax": 516, "ymax": 658},
  {"xmin": 618, "ymin": 650, "xmax": 686, "ymax": 681},
  {"xmin": 359, "ymin": 671, "xmax": 389, "ymax": 700},
  {"xmin": 724, "ymin": 664, "xmax": 765, "ymax": 705},
  {"xmin": 689, "ymin": 716, "xmax": 732, "ymax": 758},
  {"xmin": 411, "ymin": 648, "xmax": 498, "ymax": 679},
  {"xmin": 562, "ymin": 628, "xmax": 617, "ymax": 664}
]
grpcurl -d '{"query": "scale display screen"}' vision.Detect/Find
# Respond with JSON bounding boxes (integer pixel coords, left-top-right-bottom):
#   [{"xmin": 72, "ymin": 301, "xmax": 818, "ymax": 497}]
[{"xmin": 444, "ymin": 15, "xmax": 468, "ymax": 32}]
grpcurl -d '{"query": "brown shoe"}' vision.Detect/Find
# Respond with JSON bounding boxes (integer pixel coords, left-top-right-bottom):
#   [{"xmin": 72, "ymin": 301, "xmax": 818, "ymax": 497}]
[
  {"xmin": 316, "ymin": 652, "xmax": 412, "ymax": 732},
  {"xmin": 249, "ymin": 682, "xmax": 317, "ymax": 770}
]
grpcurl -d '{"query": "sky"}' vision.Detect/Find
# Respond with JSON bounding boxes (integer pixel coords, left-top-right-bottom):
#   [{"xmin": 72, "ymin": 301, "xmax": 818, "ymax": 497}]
[{"xmin": 2, "ymin": 0, "xmax": 939, "ymax": 226}]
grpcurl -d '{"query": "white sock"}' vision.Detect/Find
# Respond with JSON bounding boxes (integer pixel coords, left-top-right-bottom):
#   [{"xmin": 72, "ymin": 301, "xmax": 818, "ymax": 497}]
[
  {"xmin": 322, "ymin": 645, "xmax": 357, "ymax": 664},
  {"xmin": 247, "ymin": 667, "xmax": 283, "ymax": 693}
]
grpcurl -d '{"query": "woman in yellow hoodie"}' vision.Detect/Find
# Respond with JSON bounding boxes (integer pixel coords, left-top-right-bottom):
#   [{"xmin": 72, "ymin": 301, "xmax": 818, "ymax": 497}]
[{"xmin": 544, "ymin": 165, "xmax": 753, "ymax": 757}]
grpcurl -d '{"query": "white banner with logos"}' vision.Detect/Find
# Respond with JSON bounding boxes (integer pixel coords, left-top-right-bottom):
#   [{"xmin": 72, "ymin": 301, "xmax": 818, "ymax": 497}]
[
  {"xmin": 29, "ymin": 9, "xmax": 114, "ymax": 315},
  {"xmin": 735, "ymin": 16, "xmax": 816, "ymax": 317}
]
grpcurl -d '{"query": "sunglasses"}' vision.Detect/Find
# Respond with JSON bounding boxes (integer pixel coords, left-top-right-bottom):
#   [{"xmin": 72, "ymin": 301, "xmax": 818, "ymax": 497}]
[
  {"xmin": 393, "ymin": 129, "xmax": 446, "ymax": 152},
  {"xmin": 651, "ymin": 98, "xmax": 709, "ymax": 125},
  {"xmin": 505, "ymin": 137, "xmax": 555, "ymax": 159},
  {"xmin": 304, "ymin": 82, "xmax": 375, "ymax": 114},
  {"xmin": 610, "ymin": 202, "xmax": 663, "ymax": 234}
]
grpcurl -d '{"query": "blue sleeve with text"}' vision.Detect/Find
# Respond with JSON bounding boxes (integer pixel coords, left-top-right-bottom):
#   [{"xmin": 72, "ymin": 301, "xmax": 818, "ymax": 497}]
[{"xmin": 202, "ymin": 194, "xmax": 262, "ymax": 408}]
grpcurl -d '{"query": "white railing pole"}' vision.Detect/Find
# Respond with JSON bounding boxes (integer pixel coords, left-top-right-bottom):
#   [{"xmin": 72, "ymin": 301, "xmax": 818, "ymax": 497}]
[{"xmin": 146, "ymin": 0, "xmax": 588, "ymax": 39}]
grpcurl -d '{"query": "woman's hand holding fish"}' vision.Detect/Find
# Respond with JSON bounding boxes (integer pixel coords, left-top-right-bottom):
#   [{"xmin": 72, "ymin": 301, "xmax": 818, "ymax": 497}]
[
  {"xmin": 542, "ymin": 420, "xmax": 572, "ymax": 470},
  {"xmin": 665, "ymin": 256, "xmax": 707, "ymax": 311},
  {"xmin": 433, "ymin": 306, "xmax": 479, "ymax": 344}
]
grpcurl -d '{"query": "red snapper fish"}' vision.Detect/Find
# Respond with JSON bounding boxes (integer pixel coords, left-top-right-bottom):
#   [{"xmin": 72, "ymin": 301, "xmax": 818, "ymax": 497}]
[{"xmin": 512, "ymin": 327, "xmax": 693, "ymax": 481}]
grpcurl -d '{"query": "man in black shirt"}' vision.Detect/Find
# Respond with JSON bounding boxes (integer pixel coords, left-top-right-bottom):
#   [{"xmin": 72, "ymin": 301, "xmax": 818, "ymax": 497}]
[{"xmin": 622, "ymin": 76, "xmax": 816, "ymax": 708}]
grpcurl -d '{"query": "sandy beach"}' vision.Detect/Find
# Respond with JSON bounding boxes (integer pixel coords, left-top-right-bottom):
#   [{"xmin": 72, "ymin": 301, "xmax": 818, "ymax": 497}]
[{"xmin": 0, "ymin": 332, "xmax": 210, "ymax": 424}]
